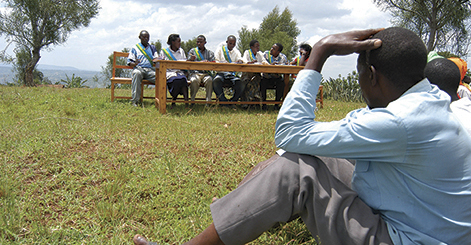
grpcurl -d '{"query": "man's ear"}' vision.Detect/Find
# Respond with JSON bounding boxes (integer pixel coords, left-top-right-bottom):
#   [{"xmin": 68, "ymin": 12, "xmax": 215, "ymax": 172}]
[{"xmin": 370, "ymin": 65, "xmax": 378, "ymax": 87}]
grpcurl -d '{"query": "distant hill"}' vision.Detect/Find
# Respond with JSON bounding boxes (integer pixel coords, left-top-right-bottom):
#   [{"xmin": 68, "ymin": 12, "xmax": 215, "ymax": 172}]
[{"xmin": 0, "ymin": 64, "xmax": 104, "ymax": 88}]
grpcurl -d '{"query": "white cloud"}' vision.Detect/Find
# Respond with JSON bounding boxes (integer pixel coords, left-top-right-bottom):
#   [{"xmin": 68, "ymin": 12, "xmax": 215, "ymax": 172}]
[{"xmin": 1, "ymin": 0, "xmax": 394, "ymax": 80}]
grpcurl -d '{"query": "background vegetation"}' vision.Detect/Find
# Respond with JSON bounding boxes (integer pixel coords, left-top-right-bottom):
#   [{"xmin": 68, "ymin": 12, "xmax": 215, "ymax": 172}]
[{"xmin": 0, "ymin": 86, "xmax": 365, "ymax": 244}]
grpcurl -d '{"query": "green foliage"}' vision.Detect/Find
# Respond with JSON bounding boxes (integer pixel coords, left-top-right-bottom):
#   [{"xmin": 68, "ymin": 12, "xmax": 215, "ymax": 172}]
[
  {"xmin": 322, "ymin": 71, "xmax": 364, "ymax": 103},
  {"xmin": 237, "ymin": 6, "xmax": 300, "ymax": 60},
  {"xmin": 373, "ymin": 0, "xmax": 471, "ymax": 56},
  {"xmin": 0, "ymin": 0, "xmax": 100, "ymax": 86},
  {"xmin": 10, "ymin": 47, "xmax": 45, "ymax": 86},
  {"xmin": 0, "ymin": 86, "xmax": 365, "ymax": 244},
  {"xmin": 101, "ymin": 48, "xmax": 131, "ymax": 88},
  {"xmin": 151, "ymin": 40, "xmax": 162, "ymax": 54},
  {"xmin": 181, "ymin": 36, "xmax": 197, "ymax": 54},
  {"xmin": 60, "ymin": 74, "xmax": 87, "ymax": 88}
]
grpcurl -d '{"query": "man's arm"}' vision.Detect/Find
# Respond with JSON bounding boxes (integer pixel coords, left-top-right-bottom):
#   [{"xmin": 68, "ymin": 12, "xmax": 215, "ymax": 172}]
[
  {"xmin": 188, "ymin": 48, "xmax": 196, "ymax": 61},
  {"xmin": 306, "ymin": 29, "xmax": 383, "ymax": 72},
  {"xmin": 275, "ymin": 29, "xmax": 386, "ymax": 157},
  {"xmin": 127, "ymin": 48, "xmax": 140, "ymax": 68}
]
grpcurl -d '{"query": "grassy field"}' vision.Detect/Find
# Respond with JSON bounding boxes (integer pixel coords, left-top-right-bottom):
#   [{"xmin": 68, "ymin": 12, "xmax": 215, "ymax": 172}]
[{"xmin": 0, "ymin": 86, "xmax": 365, "ymax": 244}]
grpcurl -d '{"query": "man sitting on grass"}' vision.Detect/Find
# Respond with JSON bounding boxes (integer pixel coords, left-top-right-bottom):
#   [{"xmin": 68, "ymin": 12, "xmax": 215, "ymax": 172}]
[
  {"xmin": 134, "ymin": 27, "xmax": 471, "ymax": 245},
  {"xmin": 425, "ymin": 57, "xmax": 471, "ymax": 135}
]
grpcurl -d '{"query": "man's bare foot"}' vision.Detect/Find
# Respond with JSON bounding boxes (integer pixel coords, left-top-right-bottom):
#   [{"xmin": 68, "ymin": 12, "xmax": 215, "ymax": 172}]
[{"xmin": 133, "ymin": 234, "xmax": 158, "ymax": 245}]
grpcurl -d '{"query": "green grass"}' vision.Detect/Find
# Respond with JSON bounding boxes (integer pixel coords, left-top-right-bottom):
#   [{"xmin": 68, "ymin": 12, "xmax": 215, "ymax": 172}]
[{"xmin": 0, "ymin": 86, "xmax": 365, "ymax": 244}]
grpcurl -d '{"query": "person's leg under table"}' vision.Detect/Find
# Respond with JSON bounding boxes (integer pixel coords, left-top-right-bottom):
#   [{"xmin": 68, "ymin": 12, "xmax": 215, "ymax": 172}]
[{"xmin": 213, "ymin": 73, "xmax": 228, "ymax": 102}]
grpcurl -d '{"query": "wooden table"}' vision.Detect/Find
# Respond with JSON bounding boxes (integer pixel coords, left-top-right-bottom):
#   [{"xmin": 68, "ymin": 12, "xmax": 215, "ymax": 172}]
[{"xmin": 154, "ymin": 60, "xmax": 306, "ymax": 114}]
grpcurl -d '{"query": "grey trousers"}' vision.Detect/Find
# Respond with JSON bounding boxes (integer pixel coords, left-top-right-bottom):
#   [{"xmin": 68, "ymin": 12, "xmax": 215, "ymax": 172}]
[
  {"xmin": 210, "ymin": 153, "xmax": 393, "ymax": 245},
  {"xmin": 131, "ymin": 67, "xmax": 155, "ymax": 103},
  {"xmin": 189, "ymin": 73, "xmax": 213, "ymax": 102}
]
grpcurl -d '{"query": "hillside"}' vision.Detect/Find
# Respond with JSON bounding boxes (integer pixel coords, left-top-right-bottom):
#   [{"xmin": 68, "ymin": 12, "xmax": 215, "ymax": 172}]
[{"xmin": 0, "ymin": 65, "xmax": 103, "ymax": 88}]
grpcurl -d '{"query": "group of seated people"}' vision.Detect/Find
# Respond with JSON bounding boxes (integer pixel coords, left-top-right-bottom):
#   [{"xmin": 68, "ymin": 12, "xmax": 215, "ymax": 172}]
[{"xmin": 126, "ymin": 30, "xmax": 312, "ymax": 109}]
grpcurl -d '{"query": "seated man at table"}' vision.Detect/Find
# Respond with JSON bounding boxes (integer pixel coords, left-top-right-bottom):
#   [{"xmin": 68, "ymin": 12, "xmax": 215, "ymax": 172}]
[
  {"xmin": 290, "ymin": 43, "xmax": 312, "ymax": 66},
  {"xmin": 213, "ymin": 35, "xmax": 244, "ymax": 105},
  {"xmin": 240, "ymin": 39, "xmax": 268, "ymax": 104},
  {"xmin": 261, "ymin": 43, "xmax": 288, "ymax": 110},
  {"xmin": 127, "ymin": 30, "xmax": 159, "ymax": 107},
  {"xmin": 187, "ymin": 35, "xmax": 215, "ymax": 104},
  {"xmin": 133, "ymin": 27, "xmax": 471, "ymax": 245}
]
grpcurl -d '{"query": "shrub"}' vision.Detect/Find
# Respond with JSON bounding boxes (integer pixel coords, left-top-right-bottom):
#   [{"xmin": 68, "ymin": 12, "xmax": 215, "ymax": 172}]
[{"xmin": 321, "ymin": 71, "xmax": 363, "ymax": 102}]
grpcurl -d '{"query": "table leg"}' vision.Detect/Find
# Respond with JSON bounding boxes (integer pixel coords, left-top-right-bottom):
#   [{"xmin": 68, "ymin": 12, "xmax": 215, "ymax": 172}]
[
  {"xmin": 157, "ymin": 63, "xmax": 167, "ymax": 114},
  {"xmin": 283, "ymin": 74, "xmax": 290, "ymax": 100}
]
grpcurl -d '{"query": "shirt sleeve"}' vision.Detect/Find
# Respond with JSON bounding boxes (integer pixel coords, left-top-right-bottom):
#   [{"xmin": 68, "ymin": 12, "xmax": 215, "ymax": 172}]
[
  {"xmin": 214, "ymin": 47, "xmax": 224, "ymax": 62},
  {"xmin": 127, "ymin": 48, "xmax": 137, "ymax": 65},
  {"xmin": 208, "ymin": 50, "xmax": 215, "ymax": 62},
  {"xmin": 179, "ymin": 48, "xmax": 186, "ymax": 61},
  {"xmin": 187, "ymin": 48, "xmax": 195, "ymax": 61},
  {"xmin": 242, "ymin": 50, "xmax": 250, "ymax": 63},
  {"xmin": 232, "ymin": 49, "xmax": 243, "ymax": 63},
  {"xmin": 275, "ymin": 69, "xmax": 407, "ymax": 161}
]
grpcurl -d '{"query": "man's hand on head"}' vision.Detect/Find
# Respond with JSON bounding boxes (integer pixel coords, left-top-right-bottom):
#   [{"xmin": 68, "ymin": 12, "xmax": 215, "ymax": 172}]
[{"xmin": 306, "ymin": 28, "xmax": 383, "ymax": 73}]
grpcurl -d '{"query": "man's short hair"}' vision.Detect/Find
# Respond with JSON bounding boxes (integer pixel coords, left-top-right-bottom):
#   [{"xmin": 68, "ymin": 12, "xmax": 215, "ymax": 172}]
[
  {"xmin": 359, "ymin": 27, "xmax": 427, "ymax": 91},
  {"xmin": 275, "ymin": 43, "xmax": 283, "ymax": 53},
  {"xmin": 167, "ymin": 34, "xmax": 180, "ymax": 45},
  {"xmin": 249, "ymin": 39, "xmax": 259, "ymax": 47},
  {"xmin": 197, "ymin": 35, "xmax": 206, "ymax": 41},
  {"xmin": 425, "ymin": 58, "xmax": 461, "ymax": 97},
  {"xmin": 227, "ymin": 35, "xmax": 237, "ymax": 41}
]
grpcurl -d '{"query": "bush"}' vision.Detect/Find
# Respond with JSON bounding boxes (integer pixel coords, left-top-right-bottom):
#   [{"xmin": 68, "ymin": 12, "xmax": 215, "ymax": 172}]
[
  {"xmin": 321, "ymin": 71, "xmax": 363, "ymax": 103},
  {"xmin": 61, "ymin": 74, "xmax": 87, "ymax": 88}
]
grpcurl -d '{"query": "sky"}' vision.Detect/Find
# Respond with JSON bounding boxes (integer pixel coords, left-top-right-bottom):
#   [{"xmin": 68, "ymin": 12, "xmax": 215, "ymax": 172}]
[{"xmin": 0, "ymin": 0, "xmax": 392, "ymax": 80}]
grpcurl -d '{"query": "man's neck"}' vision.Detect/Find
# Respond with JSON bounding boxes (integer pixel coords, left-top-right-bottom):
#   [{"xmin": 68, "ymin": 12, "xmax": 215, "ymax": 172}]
[
  {"xmin": 170, "ymin": 46, "xmax": 178, "ymax": 52},
  {"xmin": 141, "ymin": 42, "xmax": 149, "ymax": 48},
  {"xmin": 199, "ymin": 47, "xmax": 206, "ymax": 52}
]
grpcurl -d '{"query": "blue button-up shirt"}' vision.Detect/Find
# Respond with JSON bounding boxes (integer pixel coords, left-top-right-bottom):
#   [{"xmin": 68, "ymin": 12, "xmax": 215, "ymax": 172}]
[
  {"xmin": 127, "ymin": 43, "xmax": 158, "ymax": 69},
  {"xmin": 275, "ymin": 69, "xmax": 471, "ymax": 244}
]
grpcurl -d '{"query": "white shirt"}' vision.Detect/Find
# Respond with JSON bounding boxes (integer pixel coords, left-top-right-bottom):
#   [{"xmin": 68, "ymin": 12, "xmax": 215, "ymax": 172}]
[
  {"xmin": 458, "ymin": 85, "xmax": 471, "ymax": 100},
  {"xmin": 159, "ymin": 47, "xmax": 186, "ymax": 80},
  {"xmin": 451, "ymin": 97, "xmax": 471, "ymax": 136},
  {"xmin": 242, "ymin": 49, "xmax": 268, "ymax": 64},
  {"xmin": 214, "ymin": 46, "xmax": 242, "ymax": 63}
]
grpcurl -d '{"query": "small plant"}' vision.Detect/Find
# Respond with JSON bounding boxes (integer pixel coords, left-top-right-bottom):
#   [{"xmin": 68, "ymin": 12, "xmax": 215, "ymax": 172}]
[{"xmin": 61, "ymin": 74, "xmax": 87, "ymax": 88}]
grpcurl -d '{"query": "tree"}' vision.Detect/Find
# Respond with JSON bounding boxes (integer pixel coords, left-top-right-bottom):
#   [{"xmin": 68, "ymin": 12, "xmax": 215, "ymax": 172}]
[
  {"xmin": 101, "ymin": 48, "xmax": 131, "ymax": 85},
  {"xmin": 181, "ymin": 37, "xmax": 197, "ymax": 54},
  {"xmin": 152, "ymin": 40, "xmax": 162, "ymax": 55},
  {"xmin": 237, "ymin": 6, "xmax": 301, "ymax": 60},
  {"xmin": 12, "ymin": 47, "xmax": 44, "ymax": 85},
  {"xmin": 0, "ymin": 0, "xmax": 100, "ymax": 86},
  {"xmin": 373, "ymin": 0, "xmax": 471, "ymax": 56}
]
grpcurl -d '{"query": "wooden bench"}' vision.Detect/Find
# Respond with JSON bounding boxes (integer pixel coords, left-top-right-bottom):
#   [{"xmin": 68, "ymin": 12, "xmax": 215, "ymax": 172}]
[{"xmin": 110, "ymin": 51, "xmax": 156, "ymax": 105}]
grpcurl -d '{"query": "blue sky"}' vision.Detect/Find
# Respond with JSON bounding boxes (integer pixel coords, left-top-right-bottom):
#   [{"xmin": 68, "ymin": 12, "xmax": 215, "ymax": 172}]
[{"xmin": 0, "ymin": 0, "xmax": 391, "ymax": 79}]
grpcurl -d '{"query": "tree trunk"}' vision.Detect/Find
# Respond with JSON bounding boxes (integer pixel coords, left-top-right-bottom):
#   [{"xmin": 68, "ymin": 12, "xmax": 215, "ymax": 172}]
[
  {"xmin": 24, "ymin": 48, "xmax": 41, "ymax": 87},
  {"xmin": 427, "ymin": 27, "xmax": 437, "ymax": 52}
]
